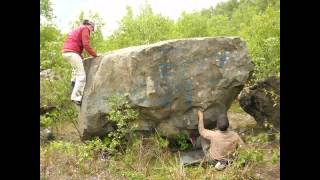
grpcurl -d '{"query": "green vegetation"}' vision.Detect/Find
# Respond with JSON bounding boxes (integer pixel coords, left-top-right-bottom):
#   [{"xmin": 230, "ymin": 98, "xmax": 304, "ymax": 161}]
[
  {"xmin": 103, "ymin": 95, "xmax": 139, "ymax": 154},
  {"xmin": 40, "ymin": 0, "xmax": 280, "ymax": 179},
  {"xmin": 229, "ymin": 100, "xmax": 245, "ymax": 113},
  {"xmin": 41, "ymin": 131, "xmax": 280, "ymax": 179},
  {"xmin": 174, "ymin": 132, "xmax": 191, "ymax": 151}
]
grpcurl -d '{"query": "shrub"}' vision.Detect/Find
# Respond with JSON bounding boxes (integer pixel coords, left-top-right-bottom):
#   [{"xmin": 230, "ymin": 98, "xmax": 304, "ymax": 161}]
[
  {"xmin": 104, "ymin": 95, "xmax": 139, "ymax": 154},
  {"xmin": 175, "ymin": 132, "xmax": 191, "ymax": 151},
  {"xmin": 233, "ymin": 148, "xmax": 264, "ymax": 168}
]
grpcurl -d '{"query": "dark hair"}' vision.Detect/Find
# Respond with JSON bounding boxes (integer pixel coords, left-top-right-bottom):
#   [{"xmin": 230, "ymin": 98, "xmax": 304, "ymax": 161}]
[
  {"xmin": 82, "ymin": 20, "xmax": 95, "ymax": 31},
  {"xmin": 217, "ymin": 113, "xmax": 229, "ymax": 131},
  {"xmin": 82, "ymin": 19, "xmax": 90, "ymax": 25}
]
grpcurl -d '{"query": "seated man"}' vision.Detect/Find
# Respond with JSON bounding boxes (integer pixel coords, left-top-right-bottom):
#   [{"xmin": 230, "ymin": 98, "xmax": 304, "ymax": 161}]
[{"xmin": 197, "ymin": 110, "xmax": 244, "ymax": 170}]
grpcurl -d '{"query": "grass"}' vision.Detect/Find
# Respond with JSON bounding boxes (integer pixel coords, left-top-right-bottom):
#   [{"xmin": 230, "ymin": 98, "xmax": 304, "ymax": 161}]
[
  {"xmin": 40, "ymin": 99, "xmax": 279, "ymax": 179},
  {"xmin": 229, "ymin": 100, "xmax": 245, "ymax": 113},
  {"xmin": 40, "ymin": 124, "xmax": 280, "ymax": 179}
]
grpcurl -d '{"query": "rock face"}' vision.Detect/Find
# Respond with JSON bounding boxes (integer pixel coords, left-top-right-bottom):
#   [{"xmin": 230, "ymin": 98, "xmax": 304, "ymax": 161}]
[
  {"xmin": 80, "ymin": 37, "xmax": 254, "ymax": 140},
  {"xmin": 238, "ymin": 76, "xmax": 280, "ymax": 128}
]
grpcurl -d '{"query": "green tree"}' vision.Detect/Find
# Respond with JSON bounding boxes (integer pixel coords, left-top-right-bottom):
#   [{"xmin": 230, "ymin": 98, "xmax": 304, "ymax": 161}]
[
  {"xmin": 40, "ymin": 24, "xmax": 66, "ymax": 71},
  {"xmin": 207, "ymin": 15, "xmax": 236, "ymax": 36},
  {"xmin": 107, "ymin": 4, "xmax": 174, "ymax": 49},
  {"xmin": 239, "ymin": 6, "xmax": 280, "ymax": 81},
  {"xmin": 254, "ymin": 0, "xmax": 280, "ymax": 11},
  {"xmin": 213, "ymin": 0, "xmax": 239, "ymax": 18},
  {"xmin": 230, "ymin": 2, "xmax": 259, "ymax": 32},
  {"xmin": 40, "ymin": 0, "xmax": 76, "ymax": 128},
  {"xmin": 174, "ymin": 11, "xmax": 209, "ymax": 38},
  {"xmin": 40, "ymin": 0, "xmax": 54, "ymax": 22}
]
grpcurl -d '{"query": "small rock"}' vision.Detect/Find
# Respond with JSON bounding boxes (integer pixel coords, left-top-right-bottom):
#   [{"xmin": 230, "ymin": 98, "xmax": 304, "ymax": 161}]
[{"xmin": 40, "ymin": 127, "xmax": 55, "ymax": 144}]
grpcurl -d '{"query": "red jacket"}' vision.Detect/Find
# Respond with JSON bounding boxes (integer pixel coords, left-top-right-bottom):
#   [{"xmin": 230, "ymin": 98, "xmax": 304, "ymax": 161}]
[{"xmin": 62, "ymin": 25, "xmax": 97, "ymax": 59}]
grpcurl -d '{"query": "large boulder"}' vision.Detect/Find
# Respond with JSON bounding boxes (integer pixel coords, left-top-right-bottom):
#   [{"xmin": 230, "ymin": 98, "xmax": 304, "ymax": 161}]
[
  {"xmin": 238, "ymin": 76, "xmax": 280, "ymax": 129},
  {"xmin": 80, "ymin": 37, "xmax": 254, "ymax": 140}
]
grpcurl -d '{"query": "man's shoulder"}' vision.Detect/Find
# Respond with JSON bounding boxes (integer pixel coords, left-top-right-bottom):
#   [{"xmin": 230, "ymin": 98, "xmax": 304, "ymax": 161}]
[{"xmin": 231, "ymin": 130, "xmax": 240, "ymax": 135}]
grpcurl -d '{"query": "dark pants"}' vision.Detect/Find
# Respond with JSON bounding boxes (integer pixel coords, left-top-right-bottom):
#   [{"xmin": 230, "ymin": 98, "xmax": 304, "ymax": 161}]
[{"xmin": 71, "ymin": 81, "xmax": 75, "ymax": 89}]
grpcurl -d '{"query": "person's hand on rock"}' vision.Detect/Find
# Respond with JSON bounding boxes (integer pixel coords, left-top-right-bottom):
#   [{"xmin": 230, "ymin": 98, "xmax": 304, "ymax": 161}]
[{"xmin": 197, "ymin": 110, "xmax": 203, "ymax": 121}]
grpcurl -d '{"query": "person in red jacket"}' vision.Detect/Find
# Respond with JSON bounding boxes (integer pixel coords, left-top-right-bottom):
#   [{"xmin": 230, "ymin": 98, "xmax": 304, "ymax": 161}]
[{"xmin": 61, "ymin": 19, "xmax": 98, "ymax": 106}]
